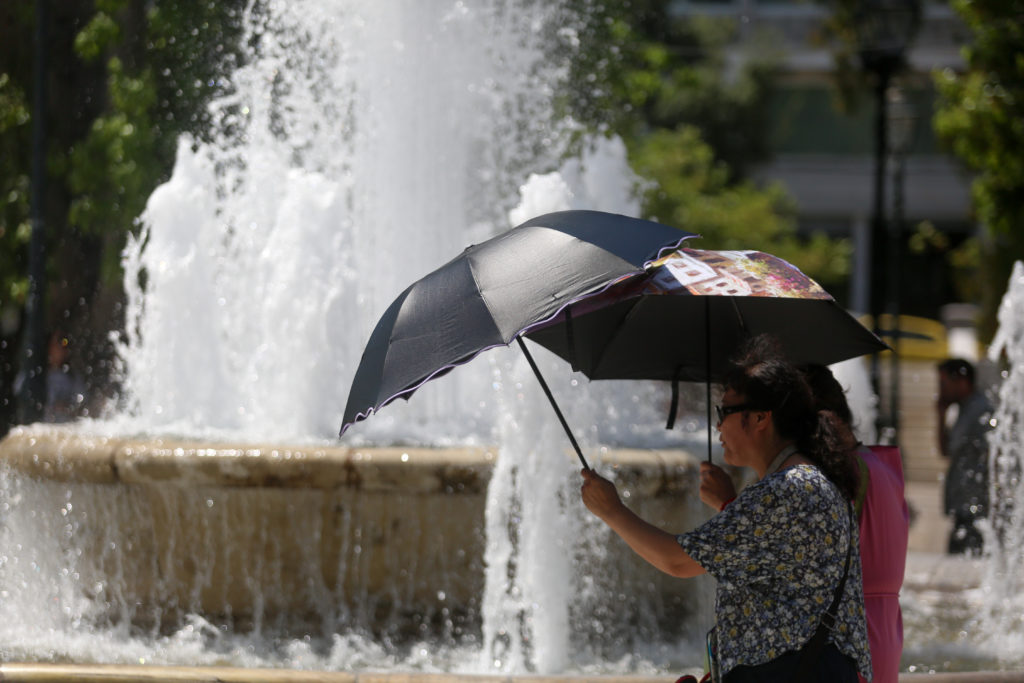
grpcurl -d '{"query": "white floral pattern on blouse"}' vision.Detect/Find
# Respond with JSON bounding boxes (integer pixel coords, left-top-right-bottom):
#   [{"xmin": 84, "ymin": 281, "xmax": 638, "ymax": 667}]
[{"xmin": 677, "ymin": 464, "xmax": 872, "ymax": 680}]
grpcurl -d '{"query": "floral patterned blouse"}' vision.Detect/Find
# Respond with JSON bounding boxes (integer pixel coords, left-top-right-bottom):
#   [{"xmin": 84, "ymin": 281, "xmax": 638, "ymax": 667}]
[{"xmin": 677, "ymin": 464, "xmax": 872, "ymax": 680}]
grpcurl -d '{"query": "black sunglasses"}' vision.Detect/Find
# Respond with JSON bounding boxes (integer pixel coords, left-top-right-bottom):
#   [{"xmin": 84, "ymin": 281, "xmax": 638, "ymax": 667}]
[{"xmin": 715, "ymin": 403, "xmax": 759, "ymax": 423}]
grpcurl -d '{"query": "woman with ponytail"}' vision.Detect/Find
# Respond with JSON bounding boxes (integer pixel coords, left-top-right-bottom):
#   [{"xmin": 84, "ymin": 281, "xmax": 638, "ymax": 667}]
[{"xmin": 580, "ymin": 335, "xmax": 871, "ymax": 682}]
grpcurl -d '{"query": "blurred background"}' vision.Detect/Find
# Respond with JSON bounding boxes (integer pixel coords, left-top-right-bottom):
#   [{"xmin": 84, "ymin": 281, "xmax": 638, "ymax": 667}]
[{"xmin": 1, "ymin": 0, "xmax": 1020, "ymax": 446}]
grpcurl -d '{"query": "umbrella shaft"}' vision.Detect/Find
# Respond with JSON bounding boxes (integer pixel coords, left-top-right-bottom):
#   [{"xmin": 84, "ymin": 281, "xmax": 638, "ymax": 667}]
[{"xmin": 515, "ymin": 337, "xmax": 590, "ymax": 470}]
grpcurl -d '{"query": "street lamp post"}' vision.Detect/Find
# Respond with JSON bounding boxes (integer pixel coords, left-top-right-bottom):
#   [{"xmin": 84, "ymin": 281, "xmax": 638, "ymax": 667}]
[
  {"xmin": 17, "ymin": 0, "xmax": 49, "ymax": 425},
  {"xmin": 854, "ymin": 0, "xmax": 920, "ymax": 444},
  {"xmin": 886, "ymin": 86, "xmax": 917, "ymax": 446}
]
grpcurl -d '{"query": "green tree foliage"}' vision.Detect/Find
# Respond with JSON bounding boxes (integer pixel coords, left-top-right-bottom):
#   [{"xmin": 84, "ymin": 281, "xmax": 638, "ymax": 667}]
[
  {"xmin": 933, "ymin": 0, "xmax": 1024, "ymax": 342},
  {"xmin": 0, "ymin": 73, "xmax": 31, "ymax": 319},
  {"xmin": 68, "ymin": 0, "xmax": 246, "ymax": 283},
  {"xmin": 0, "ymin": 0, "xmax": 245, "ymax": 430},
  {"xmin": 0, "ymin": 2, "xmax": 35, "ymax": 328},
  {"xmin": 565, "ymin": 0, "xmax": 781, "ymax": 178},
  {"xmin": 562, "ymin": 0, "xmax": 850, "ymax": 290},
  {"xmin": 632, "ymin": 126, "xmax": 850, "ymax": 282},
  {"xmin": 0, "ymin": 71, "xmax": 31, "ymax": 427}
]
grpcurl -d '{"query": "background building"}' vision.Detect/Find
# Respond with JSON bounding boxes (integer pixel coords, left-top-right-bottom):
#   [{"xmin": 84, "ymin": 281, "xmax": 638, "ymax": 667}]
[
  {"xmin": 675, "ymin": 0, "xmax": 972, "ymax": 315},
  {"xmin": 673, "ymin": 0, "xmax": 977, "ymax": 550}
]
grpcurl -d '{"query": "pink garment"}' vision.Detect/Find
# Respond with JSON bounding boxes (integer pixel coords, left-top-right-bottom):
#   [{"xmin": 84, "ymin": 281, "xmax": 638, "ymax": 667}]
[{"xmin": 857, "ymin": 445, "xmax": 909, "ymax": 683}]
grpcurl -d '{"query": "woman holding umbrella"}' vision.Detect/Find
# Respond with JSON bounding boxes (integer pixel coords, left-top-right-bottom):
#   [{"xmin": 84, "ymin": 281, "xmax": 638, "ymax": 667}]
[{"xmin": 579, "ymin": 337, "xmax": 871, "ymax": 682}]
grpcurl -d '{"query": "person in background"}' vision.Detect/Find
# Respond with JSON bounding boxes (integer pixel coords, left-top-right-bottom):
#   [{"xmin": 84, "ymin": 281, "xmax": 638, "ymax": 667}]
[
  {"xmin": 936, "ymin": 358, "xmax": 993, "ymax": 556},
  {"xmin": 803, "ymin": 364, "xmax": 909, "ymax": 683},
  {"xmin": 581, "ymin": 337, "xmax": 870, "ymax": 682},
  {"xmin": 43, "ymin": 331, "xmax": 86, "ymax": 423},
  {"xmin": 12, "ymin": 330, "xmax": 87, "ymax": 423}
]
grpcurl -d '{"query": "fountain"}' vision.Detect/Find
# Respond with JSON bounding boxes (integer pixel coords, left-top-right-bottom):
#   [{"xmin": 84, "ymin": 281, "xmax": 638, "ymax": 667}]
[
  {"xmin": 0, "ymin": 0, "xmax": 713, "ymax": 675},
  {"xmin": 971, "ymin": 262, "xmax": 1024, "ymax": 664},
  {"xmin": 1, "ymin": 0, "xmax": 1023, "ymax": 678}
]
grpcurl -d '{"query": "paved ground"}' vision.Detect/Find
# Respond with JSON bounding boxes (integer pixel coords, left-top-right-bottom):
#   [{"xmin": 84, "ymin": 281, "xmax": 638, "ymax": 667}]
[
  {"xmin": 904, "ymin": 548, "xmax": 985, "ymax": 593},
  {"xmin": 902, "ymin": 480, "xmax": 993, "ymax": 593},
  {"xmin": 906, "ymin": 479, "xmax": 954, "ymax": 555}
]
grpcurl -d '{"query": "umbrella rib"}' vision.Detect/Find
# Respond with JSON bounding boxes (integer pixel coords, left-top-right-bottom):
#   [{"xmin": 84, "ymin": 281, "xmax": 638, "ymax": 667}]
[
  {"xmin": 729, "ymin": 297, "xmax": 747, "ymax": 333},
  {"xmin": 589, "ymin": 298, "xmax": 645, "ymax": 377}
]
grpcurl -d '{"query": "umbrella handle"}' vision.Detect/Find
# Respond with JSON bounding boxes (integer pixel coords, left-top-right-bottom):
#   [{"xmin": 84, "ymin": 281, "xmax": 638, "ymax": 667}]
[{"xmin": 515, "ymin": 336, "xmax": 590, "ymax": 470}]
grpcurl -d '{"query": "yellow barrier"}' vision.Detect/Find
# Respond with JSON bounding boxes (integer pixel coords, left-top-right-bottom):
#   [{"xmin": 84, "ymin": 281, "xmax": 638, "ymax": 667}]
[{"xmin": 858, "ymin": 314, "xmax": 958, "ymax": 361}]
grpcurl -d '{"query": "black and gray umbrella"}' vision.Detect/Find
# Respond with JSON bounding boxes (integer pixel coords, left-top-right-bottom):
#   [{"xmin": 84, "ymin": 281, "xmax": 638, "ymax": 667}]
[
  {"xmin": 341, "ymin": 213, "xmax": 887, "ymax": 468},
  {"xmin": 340, "ymin": 209, "xmax": 698, "ymax": 469}
]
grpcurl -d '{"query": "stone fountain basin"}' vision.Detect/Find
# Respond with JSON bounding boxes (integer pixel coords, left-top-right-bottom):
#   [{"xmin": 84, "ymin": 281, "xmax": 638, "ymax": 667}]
[
  {"xmin": 0, "ymin": 663, "xmax": 1020, "ymax": 682},
  {"xmin": 0, "ymin": 426, "xmax": 711, "ymax": 637}
]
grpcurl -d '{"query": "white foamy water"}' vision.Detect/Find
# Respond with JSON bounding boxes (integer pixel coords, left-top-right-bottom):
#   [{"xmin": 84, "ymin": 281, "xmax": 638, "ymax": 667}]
[
  {"xmin": 102, "ymin": 0, "xmax": 711, "ymax": 670},
  {"xmin": 114, "ymin": 0, "xmax": 570, "ymax": 445},
  {"xmin": 978, "ymin": 261, "xmax": 1024, "ymax": 664}
]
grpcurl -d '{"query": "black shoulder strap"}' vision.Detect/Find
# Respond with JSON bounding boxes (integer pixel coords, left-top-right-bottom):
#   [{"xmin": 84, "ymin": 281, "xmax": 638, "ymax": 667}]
[{"xmin": 792, "ymin": 502, "xmax": 854, "ymax": 683}]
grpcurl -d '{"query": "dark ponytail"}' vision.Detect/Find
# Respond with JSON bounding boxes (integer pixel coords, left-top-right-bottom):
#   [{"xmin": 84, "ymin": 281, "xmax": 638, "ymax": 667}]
[{"xmin": 803, "ymin": 409, "xmax": 859, "ymax": 501}]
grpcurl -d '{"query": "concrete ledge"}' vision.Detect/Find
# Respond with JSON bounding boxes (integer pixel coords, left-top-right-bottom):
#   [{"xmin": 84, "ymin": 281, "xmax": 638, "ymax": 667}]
[
  {"xmin": 0, "ymin": 664, "xmax": 1021, "ymax": 683},
  {"xmin": 0, "ymin": 427, "xmax": 702, "ymax": 493},
  {"xmin": 0, "ymin": 664, "xmax": 664, "ymax": 682},
  {"xmin": 0, "ymin": 427, "xmax": 500, "ymax": 492}
]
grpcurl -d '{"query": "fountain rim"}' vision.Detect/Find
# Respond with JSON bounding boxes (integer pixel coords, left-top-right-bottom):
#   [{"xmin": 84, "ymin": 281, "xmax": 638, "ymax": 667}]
[
  {"xmin": 0, "ymin": 424, "xmax": 703, "ymax": 492},
  {"xmin": 0, "ymin": 663, "xmax": 1020, "ymax": 683}
]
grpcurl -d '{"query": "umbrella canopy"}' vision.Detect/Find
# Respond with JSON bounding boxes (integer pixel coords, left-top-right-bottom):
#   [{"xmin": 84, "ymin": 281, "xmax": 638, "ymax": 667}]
[
  {"xmin": 340, "ymin": 210, "xmax": 697, "ymax": 437},
  {"xmin": 525, "ymin": 247, "xmax": 887, "ymax": 458},
  {"xmin": 525, "ymin": 248, "xmax": 887, "ymax": 383}
]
